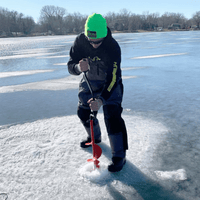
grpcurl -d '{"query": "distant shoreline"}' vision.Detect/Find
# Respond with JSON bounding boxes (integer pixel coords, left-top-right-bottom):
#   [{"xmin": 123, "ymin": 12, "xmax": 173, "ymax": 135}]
[
  {"xmin": 0, "ymin": 29, "xmax": 199, "ymax": 38},
  {"xmin": 113, "ymin": 29, "xmax": 200, "ymax": 33}
]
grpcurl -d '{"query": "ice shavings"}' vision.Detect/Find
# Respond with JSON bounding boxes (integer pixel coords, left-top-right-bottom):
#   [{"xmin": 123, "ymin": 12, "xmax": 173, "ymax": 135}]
[{"xmin": 79, "ymin": 162, "xmax": 109, "ymax": 183}]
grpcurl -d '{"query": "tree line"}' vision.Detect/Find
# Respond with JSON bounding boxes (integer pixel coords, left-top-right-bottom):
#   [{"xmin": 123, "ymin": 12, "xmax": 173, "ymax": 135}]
[
  {"xmin": 0, "ymin": 7, "xmax": 35, "ymax": 36},
  {"xmin": 1, "ymin": 5, "xmax": 200, "ymax": 37}
]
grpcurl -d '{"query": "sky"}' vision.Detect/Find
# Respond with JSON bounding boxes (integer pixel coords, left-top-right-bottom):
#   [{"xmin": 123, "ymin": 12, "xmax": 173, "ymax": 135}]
[{"xmin": 1, "ymin": 0, "xmax": 200, "ymax": 22}]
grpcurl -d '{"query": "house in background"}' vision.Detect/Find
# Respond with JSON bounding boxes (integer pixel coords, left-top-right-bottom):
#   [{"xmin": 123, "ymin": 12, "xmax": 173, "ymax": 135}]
[
  {"xmin": 0, "ymin": 31, "xmax": 7, "ymax": 37},
  {"xmin": 157, "ymin": 27, "xmax": 163, "ymax": 31},
  {"xmin": 168, "ymin": 23, "xmax": 182, "ymax": 30},
  {"xmin": 191, "ymin": 25, "xmax": 198, "ymax": 30}
]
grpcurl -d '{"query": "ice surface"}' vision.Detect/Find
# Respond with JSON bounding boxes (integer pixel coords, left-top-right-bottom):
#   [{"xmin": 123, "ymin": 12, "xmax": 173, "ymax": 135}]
[{"xmin": 1, "ymin": 32, "xmax": 200, "ymax": 199}]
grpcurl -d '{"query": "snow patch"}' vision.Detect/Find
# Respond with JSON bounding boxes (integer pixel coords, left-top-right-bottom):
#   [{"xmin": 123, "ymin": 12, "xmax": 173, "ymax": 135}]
[
  {"xmin": 0, "ymin": 75, "xmax": 136, "ymax": 93},
  {"xmin": 0, "ymin": 75, "xmax": 82, "ymax": 93},
  {"xmin": 37, "ymin": 55, "xmax": 69, "ymax": 59},
  {"xmin": 131, "ymin": 53, "xmax": 188, "ymax": 59},
  {"xmin": 12, "ymin": 48, "xmax": 55, "ymax": 55},
  {"xmin": 0, "ymin": 70, "xmax": 54, "ymax": 78},
  {"xmin": 0, "ymin": 52, "xmax": 57, "ymax": 60},
  {"xmin": 0, "ymin": 113, "xmax": 183, "ymax": 199},
  {"xmin": 122, "ymin": 76, "xmax": 137, "ymax": 79},
  {"xmin": 154, "ymin": 169, "xmax": 187, "ymax": 181},
  {"xmin": 53, "ymin": 63, "xmax": 68, "ymax": 66},
  {"xmin": 122, "ymin": 66, "xmax": 149, "ymax": 70}
]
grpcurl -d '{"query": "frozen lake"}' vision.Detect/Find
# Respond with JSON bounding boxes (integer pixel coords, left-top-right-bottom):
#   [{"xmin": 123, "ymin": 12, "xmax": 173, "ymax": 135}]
[{"xmin": 0, "ymin": 31, "xmax": 200, "ymax": 199}]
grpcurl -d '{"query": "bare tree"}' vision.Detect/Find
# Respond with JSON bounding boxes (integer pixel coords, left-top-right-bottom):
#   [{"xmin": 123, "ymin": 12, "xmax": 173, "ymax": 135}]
[
  {"xmin": 39, "ymin": 5, "xmax": 67, "ymax": 34},
  {"xmin": 118, "ymin": 9, "xmax": 131, "ymax": 31},
  {"xmin": 22, "ymin": 17, "xmax": 35, "ymax": 34},
  {"xmin": 63, "ymin": 12, "xmax": 87, "ymax": 34},
  {"xmin": 158, "ymin": 12, "xmax": 171, "ymax": 28},
  {"xmin": 104, "ymin": 12, "xmax": 117, "ymax": 30},
  {"xmin": 0, "ymin": 7, "xmax": 35, "ymax": 36},
  {"xmin": 143, "ymin": 11, "xmax": 160, "ymax": 30},
  {"xmin": 71, "ymin": 12, "xmax": 87, "ymax": 33},
  {"xmin": 192, "ymin": 11, "xmax": 200, "ymax": 28},
  {"xmin": 64, "ymin": 14, "xmax": 74, "ymax": 33},
  {"xmin": 1, "ymin": 5, "xmax": 199, "ymax": 37},
  {"xmin": 128, "ymin": 14, "xmax": 143, "ymax": 31},
  {"xmin": 158, "ymin": 12, "xmax": 186, "ymax": 29},
  {"xmin": 0, "ymin": 7, "xmax": 8, "ymax": 32}
]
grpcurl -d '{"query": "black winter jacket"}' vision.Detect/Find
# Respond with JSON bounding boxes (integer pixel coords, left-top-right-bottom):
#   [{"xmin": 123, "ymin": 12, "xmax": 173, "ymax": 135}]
[{"xmin": 68, "ymin": 28, "xmax": 123, "ymax": 106}]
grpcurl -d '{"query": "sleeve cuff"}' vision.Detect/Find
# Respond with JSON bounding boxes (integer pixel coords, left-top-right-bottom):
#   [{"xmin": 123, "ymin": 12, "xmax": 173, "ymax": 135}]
[
  {"xmin": 74, "ymin": 64, "xmax": 82, "ymax": 75},
  {"xmin": 98, "ymin": 96, "xmax": 106, "ymax": 105}
]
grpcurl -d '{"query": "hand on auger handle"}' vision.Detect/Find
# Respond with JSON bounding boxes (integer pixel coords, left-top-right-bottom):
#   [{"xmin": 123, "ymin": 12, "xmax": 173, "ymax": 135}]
[{"xmin": 83, "ymin": 70, "xmax": 102, "ymax": 169}]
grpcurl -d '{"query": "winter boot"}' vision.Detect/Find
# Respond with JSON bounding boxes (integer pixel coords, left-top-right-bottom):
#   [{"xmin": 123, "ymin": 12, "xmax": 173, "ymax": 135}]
[
  {"xmin": 108, "ymin": 157, "xmax": 126, "ymax": 172},
  {"xmin": 80, "ymin": 123, "xmax": 101, "ymax": 148},
  {"xmin": 80, "ymin": 136, "xmax": 101, "ymax": 148},
  {"xmin": 108, "ymin": 132, "xmax": 126, "ymax": 172}
]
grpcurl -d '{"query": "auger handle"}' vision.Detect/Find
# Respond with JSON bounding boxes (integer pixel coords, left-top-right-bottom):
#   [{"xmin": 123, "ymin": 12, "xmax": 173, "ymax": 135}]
[{"xmin": 83, "ymin": 74, "xmax": 95, "ymax": 102}]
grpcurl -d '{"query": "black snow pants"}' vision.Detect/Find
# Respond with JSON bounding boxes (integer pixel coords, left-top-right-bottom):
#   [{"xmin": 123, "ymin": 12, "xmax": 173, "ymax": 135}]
[{"xmin": 77, "ymin": 104, "xmax": 128, "ymax": 158}]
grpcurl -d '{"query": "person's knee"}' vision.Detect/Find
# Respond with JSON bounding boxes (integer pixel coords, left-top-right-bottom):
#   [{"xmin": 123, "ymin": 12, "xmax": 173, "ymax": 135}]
[
  {"xmin": 77, "ymin": 106, "xmax": 98, "ymax": 127},
  {"xmin": 103, "ymin": 105, "xmax": 122, "ymax": 118},
  {"xmin": 77, "ymin": 107, "xmax": 90, "ymax": 125},
  {"xmin": 103, "ymin": 105, "xmax": 123, "ymax": 134}
]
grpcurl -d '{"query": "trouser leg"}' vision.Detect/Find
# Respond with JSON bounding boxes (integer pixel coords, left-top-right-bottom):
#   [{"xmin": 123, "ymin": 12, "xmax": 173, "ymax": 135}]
[
  {"xmin": 109, "ymin": 132, "xmax": 126, "ymax": 158},
  {"xmin": 77, "ymin": 106, "xmax": 101, "ymax": 140},
  {"xmin": 103, "ymin": 105, "xmax": 128, "ymax": 158}
]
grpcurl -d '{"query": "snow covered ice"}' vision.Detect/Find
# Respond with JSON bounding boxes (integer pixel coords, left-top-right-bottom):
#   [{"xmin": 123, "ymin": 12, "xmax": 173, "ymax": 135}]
[
  {"xmin": 1, "ymin": 32, "xmax": 200, "ymax": 199},
  {"xmin": 154, "ymin": 169, "xmax": 187, "ymax": 181}
]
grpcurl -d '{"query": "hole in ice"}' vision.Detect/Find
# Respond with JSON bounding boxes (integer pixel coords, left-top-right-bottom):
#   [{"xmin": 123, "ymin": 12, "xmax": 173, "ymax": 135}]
[
  {"xmin": 0, "ymin": 193, "xmax": 8, "ymax": 200},
  {"xmin": 79, "ymin": 162, "xmax": 109, "ymax": 182}
]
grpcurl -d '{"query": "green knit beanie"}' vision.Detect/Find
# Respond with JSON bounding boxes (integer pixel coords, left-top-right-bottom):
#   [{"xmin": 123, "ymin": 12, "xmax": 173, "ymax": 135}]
[{"xmin": 85, "ymin": 13, "xmax": 107, "ymax": 39}]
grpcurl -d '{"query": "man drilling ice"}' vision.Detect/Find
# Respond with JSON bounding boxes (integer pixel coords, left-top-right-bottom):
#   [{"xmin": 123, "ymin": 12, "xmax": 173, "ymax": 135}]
[{"xmin": 68, "ymin": 13, "xmax": 128, "ymax": 172}]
